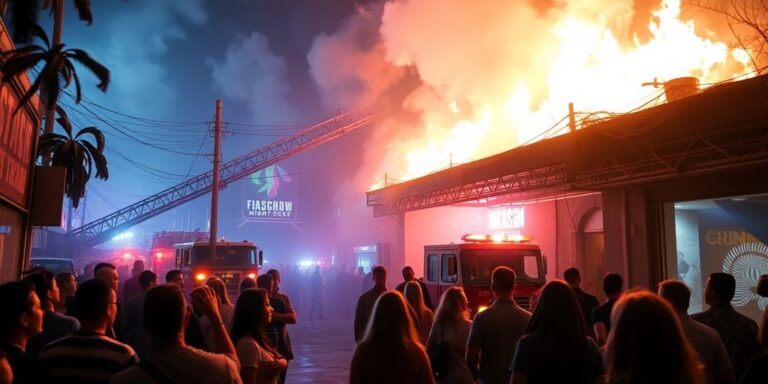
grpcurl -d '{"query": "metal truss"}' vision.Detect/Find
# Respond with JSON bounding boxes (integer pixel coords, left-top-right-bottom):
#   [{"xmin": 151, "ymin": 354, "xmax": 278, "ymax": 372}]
[
  {"xmin": 68, "ymin": 105, "xmax": 380, "ymax": 247},
  {"xmin": 369, "ymin": 119, "xmax": 768, "ymax": 217}
]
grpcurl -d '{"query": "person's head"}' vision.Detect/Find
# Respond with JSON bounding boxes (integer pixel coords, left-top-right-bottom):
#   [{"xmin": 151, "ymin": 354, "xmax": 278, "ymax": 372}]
[
  {"xmin": 563, "ymin": 267, "xmax": 581, "ymax": 287},
  {"xmin": 434, "ymin": 286, "xmax": 469, "ymax": 325},
  {"xmin": 403, "ymin": 281, "xmax": 427, "ymax": 320},
  {"xmin": 605, "ymin": 290, "xmax": 701, "ymax": 384},
  {"xmin": 357, "ymin": 266, "xmax": 364, "ymax": 274},
  {"xmin": 362, "ymin": 291, "xmax": 421, "ymax": 348},
  {"xmin": 205, "ymin": 276, "xmax": 231, "ymax": 306},
  {"xmin": 0, "ymin": 281, "xmax": 43, "ymax": 342},
  {"xmin": 22, "ymin": 270, "xmax": 59, "ymax": 310},
  {"xmin": 266, "ymin": 269, "xmax": 280, "ymax": 286},
  {"xmin": 76, "ymin": 278, "xmax": 118, "ymax": 327},
  {"xmin": 704, "ymin": 272, "xmax": 736, "ymax": 306},
  {"xmin": 131, "ymin": 260, "xmax": 145, "ymax": 276},
  {"xmin": 757, "ymin": 274, "xmax": 768, "ymax": 297},
  {"xmin": 165, "ymin": 269, "xmax": 184, "ymax": 289},
  {"xmin": 602, "ymin": 273, "xmax": 623, "ymax": 298},
  {"xmin": 372, "ymin": 265, "xmax": 387, "ymax": 287},
  {"xmin": 239, "ymin": 277, "xmax": 257, "ymax": 294},
  {"xmin": 491, "ymin": 266, "xmax": 516, "ymax": 297},
  {"xmin": 401, "ymin": 266, "xmax": 415, "ymax": 282},
  {"xmin": 143, "ymin": 284, "xmax": 187, "ymax": 342},
  {"xmin": 657, "ymin": 280, "xmax": 691, "ymax": 313},
  {"xmin": 0, "ymin": 350, "xmax": 11, "ymax": 384},
  {"xmin": 230, "ymin": 288, "xmax": 273, "ymax": 350},
  {"xmin": 256, "ymin": 274, "xmax": 274, "ymax": 296},
  {"xmin": 55, "ymin": 272, "xmax": 77, "ymax": 296},
  {"xmin": 139, "ymin": 270, "xmax": 158, "ymax": 291},
  {"xmin": 94, "ymin": 262, "xmax": 119, "ymax": 292}
]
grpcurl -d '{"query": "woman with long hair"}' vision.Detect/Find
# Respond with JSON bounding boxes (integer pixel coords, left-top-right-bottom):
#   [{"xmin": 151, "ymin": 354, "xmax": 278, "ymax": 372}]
[
  {"xmin": 201, "ymin": 276, "xmax": 235, "ymax": 348},
  {"xmin": 405, "ymin": 281, "xmax": 434, "ymax": 344},
  {"xmin": 427, "ymin": 286, "xmax": 474, "ymax": 383},
  {"xmin": 231, "ymin": 288, "xmax": 287, "ymax": 384},
  {"xmin": 350, "ymin": 291, "xmax": 435, "ymax": 384},
  {"xmin": 604, "ymin": 290, "xmax": 703, "ymax": 384},
  {"xmin": 509, "ymin": 280, "xmax": 603, "ymax": 384}
]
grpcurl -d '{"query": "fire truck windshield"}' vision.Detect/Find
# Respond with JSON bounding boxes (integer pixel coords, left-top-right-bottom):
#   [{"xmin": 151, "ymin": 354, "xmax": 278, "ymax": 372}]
[
  {"xmin": 460, "ymin": 249, "xmax": 545, "ymax": 285},
  {"xmin": 192, "ymin": 245, "xmax": 257, "ymax": 267}
]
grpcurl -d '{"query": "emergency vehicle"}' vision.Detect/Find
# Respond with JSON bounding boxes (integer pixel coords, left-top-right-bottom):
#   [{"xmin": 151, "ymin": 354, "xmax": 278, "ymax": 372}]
[
  {"xmin": 423, "ymin": 234, "xmax": 547, "ymax": 314},
  {"xmin": 174, "ymin": 240, "xmax": 263, "ymax": 295}
]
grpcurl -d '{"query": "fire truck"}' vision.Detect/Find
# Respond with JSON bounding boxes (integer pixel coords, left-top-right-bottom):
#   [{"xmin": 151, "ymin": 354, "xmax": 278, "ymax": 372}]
[
  {"xmin": 151, "ymin": 231, "xmax": 210, "ymax": 278},
  {"xmin": 174, "ymin": 240, "xmax": 263, "ymax": 296},
  {"xmin": 422, "ymin": 234, "xmax": 547, "ymax": 314}
]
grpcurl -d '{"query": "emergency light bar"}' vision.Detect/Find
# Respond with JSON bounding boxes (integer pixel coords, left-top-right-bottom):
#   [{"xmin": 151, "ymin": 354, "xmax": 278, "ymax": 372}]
[{"xmin": 461, "ymin": 234, "xmax": 532, "ymax": 243}]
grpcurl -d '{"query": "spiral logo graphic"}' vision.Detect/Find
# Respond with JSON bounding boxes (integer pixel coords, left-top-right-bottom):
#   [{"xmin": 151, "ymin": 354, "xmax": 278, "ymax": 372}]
[{"xmin": 722, "ymin": 242, "xmax": 768, "ymax": 310}]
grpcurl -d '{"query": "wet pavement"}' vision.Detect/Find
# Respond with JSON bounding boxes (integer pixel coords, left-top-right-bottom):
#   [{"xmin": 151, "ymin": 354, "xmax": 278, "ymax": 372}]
[{"xmin": 285, "ymin": 316, "xmax": 356, "ymax": 383}]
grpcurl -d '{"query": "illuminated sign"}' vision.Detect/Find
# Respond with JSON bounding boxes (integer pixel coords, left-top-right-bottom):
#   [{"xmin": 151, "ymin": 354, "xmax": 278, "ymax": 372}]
[
  {"xmin": 489, "ymin": 206, "xmax": 524, "ymax": 231},
  {"xmin": 241, "ymin": 165, "xmax": 297, "ymax": 222},
  {"xmin": 0, "ymin": 80, "xmax": 36, "ymax": 207}
]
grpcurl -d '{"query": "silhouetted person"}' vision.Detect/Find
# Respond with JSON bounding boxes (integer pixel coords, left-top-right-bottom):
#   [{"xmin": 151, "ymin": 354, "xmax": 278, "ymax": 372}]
[
  {"xmin": 23, "ymin": 270, "xmax": 80, "ymax": 357},
  {"xmin": 256, "ymin": 274, "xmax": 280, "ymax": 348},
  {"xmin": 396, "ymin": 266, "xmax": 435, "ymax": 310},
  {"xmin": 41, "ymin": 278, "xmax": 137, "ymax": 383},
  {"xmin": 563, "ymin": 267, "xmax": 599, "ymax": 339},
  {"xmin": 94, "ymin": 262, "xmax": 123, "ymax": 340},
  {"xmin": 239, "ymin": 277, "xmax": 257, "ymax": 295},
  {"xmin": 112, "ymin": 285, "xmax": 241, "ymax": 383},
  {"xmin": 604, "ymin": 290, "xmax": 703, "ymax": 384},
  {"xmin": 350, "ymin": 291, "xmax": 434, "ymax": 384},
  {"xmin": 122, "ymin": 270, "xmax": 158, "ymax": 358},
  {"xmin": 591, "ymin": 273, "xmax": 623, "ymax": 346},
  {"xmin": 404, "ymin": 281, "xmax": 433, "ymax": 344},
  {"xmin": 266, "ymin": 269, "xmax": 296, "ymax": 384},
  {"xmin": 658, "ymin": 279, "xmax": 733, "ymax": 384},
  {"xmin": 54, "ymin": 272, "xmax": 77, "ymax": 315},
  {"xmin": 76, "ymin": 262, "xmax": 94, "ymax": 284},
  {"xmin": 231, "ymin": 288, "xmax": 287, "ymax": 384},
  {"xmin": 509, "ymin": 280, "xmax": 603, "ymax": 384},
  {"xmin": 201, "ymin": 277, "xmax": 234, "ymax": 349},
  {"xmin": 466, "ymin": 266, "xmax": 531, "ymax": 384},
  {"xmin": 0, "ymin": 281, "xmax": 47, "ymax": 384},
  {"xmin": 122, "ymin": 260, "xmax": 145, "ymax": 302},
  {"xmin": 309, "ymin": 267, "xmax": 326, "ymax": 320},
  {"xmin": 0, "ymin": 350, "xmax": 12, "ymax": 384},
  {"xmin": 427, "ymin": 286, "xmax": 474, "ymax": 383},
  {"xmin": 757, "ymin": 274, "xmax": 768, "ymax": 351},
  {"xmin": 692, "ymin": 272, "xmax": 760, "ymax": 379},
  {"xmin": 164, "ymin": 269, "xmax": 209, "ymax": 351},
  {"xmin": 354, "ymin": 266, "xmax": 388, "ymax": 342}
]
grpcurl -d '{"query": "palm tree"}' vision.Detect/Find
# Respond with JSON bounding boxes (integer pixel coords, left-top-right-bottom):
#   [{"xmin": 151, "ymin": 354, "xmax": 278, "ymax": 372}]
[
  {"xmin": 0, "ymin": 24, "xmax": 109, "ymax": 114},
  {"xmin": 37, "ymin": 106, "xmax": 108, "ymax": 208},
  {"xmin": 0, "ymin": 0, "xmax": 93, "ymax": 43}
]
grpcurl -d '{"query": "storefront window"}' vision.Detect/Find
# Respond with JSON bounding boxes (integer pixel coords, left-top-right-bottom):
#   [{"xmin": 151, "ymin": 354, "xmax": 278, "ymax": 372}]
[
  {"xmin": 0, "ymin": 204, "xmax": 24, "ymax": 282},
  {"xmin": 670, "ymin": 194, "xmax": 768, "ymax": 322}
]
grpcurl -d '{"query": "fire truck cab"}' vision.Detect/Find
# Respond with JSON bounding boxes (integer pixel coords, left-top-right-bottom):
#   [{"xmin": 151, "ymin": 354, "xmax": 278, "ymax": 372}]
[
  {"xmin": 174, "ymin": 240, "xmax": 263, "ymax": 296},
  {"xmin": 423, "ymin": 234, "xmax": 547, "ymax": 314}
]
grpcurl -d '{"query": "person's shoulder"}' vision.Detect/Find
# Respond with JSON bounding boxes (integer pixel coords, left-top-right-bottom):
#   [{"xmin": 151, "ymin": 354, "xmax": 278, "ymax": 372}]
[
  {"xmin": 732, "ymin": 310, "xmax": 759, "ymax": 328},
  {"xmin": 47, "ymin": 310, "xmax": 79, "ymax": 326},
  {"xmin": 110, "ymin": 365, "xmax": 147, "ymax": 384}
]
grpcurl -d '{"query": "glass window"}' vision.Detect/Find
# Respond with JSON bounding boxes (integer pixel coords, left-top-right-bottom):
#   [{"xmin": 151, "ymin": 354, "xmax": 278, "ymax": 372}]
[
  {"xmin": 441, "ymin": 254, "xmax": 457, "ymax": 283},
  {"xmin": 459, "ymin": 249, "xmax": 545, "ymax": 285},
  {"xmin": 191, "ymin": 245, "xmax": 258, "ymax": 267},
  {"xmin": 0, "ymin": 204, "xmax": 23, "ymax": 282},
  {"xmin": 669, "ymin": 194, "xmax": 768, "ymax": 321},
  {"xmin": 427, "ymin": 254, "xmax": 438, "ymax": 282}
]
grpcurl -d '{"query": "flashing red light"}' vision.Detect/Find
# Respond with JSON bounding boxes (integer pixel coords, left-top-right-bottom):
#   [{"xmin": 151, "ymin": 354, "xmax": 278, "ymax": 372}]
[
  {"xmin": 461, "ymin": 234, "xmax": 532, "ymax": 243},
  {"xmin": 155, "ymin": 252, "xmax": 163, "ymax": 259}
]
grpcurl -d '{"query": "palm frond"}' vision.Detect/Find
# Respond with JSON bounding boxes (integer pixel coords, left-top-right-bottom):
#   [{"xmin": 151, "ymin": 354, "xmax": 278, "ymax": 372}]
[
  {"xmin": 80, "ymin": 140, "xmax": 108, "ymax": 180},
  {"xmin": 55, "ymin": 105, "xmax": 73, "ymax": 137},
  {"xmin": 4, "ymin": 0, "xmax": 42, "ymax": 43},
  {"xmin": 66, "ymin": 49, "xmax": 109, "ymax": 91},
  {"xmin": 73, "ymin": 0, "xmax": 92, "ymax": 24},
  {"xmin": 75, "ymin": 126, "xmax": 105, "ymax": 151}
]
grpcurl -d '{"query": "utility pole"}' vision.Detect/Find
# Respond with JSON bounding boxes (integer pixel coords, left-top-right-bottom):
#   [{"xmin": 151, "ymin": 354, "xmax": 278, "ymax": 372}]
[{"xmin": 210, "ymin": 100, "xmax": 222, "ymax": 257}]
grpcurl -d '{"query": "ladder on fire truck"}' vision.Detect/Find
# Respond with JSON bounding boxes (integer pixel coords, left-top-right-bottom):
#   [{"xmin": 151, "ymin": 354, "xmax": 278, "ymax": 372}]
[{"xmin": 64, "ymin": 104, "xmax": 381, "ymax": 248}]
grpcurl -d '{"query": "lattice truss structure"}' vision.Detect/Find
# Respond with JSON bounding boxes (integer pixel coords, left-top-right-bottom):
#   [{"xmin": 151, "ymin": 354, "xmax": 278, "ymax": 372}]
[
  {"xmin": 368, "ymin": 76, "xmax": 768, "ymax": 217},
  {"xmin": 68, "ymin": 106, "xmax": 380, "ymax": 247}
]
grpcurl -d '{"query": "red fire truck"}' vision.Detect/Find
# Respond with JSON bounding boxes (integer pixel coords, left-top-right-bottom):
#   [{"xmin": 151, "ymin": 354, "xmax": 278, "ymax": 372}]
[
  {"xmin": 423, "ymin": 234, "xmax": 547, "ymax": 314},
  {"xmin": 151, "ymin": 231, "xmax": 209, "ymax": 277},
  {"xmin": 174, "ymin": 240, "xmax": 263, "ymax": 296}
]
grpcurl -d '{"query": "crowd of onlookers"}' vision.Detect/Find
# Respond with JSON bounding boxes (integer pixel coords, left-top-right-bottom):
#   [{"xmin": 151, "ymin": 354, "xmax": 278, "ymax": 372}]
[
  {"xmin": 0, "ymin": 260, "xmax": 297, "ymax": 384},
  {"xmin": 352, "ymin": 266, "xmax": 768, "ymax": 384}
]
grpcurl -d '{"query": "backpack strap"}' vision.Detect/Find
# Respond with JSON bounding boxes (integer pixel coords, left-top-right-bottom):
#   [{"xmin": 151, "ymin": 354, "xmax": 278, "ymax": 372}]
[{"xmin": 139, "ymin": 359, "xmax": 175, "ymax": 384}]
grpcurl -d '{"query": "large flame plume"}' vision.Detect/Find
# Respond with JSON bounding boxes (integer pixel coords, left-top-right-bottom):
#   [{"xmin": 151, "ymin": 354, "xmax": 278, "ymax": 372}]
[{"xmin": 309, "ymin": 0, "xmax": 755, "ymax": 193}]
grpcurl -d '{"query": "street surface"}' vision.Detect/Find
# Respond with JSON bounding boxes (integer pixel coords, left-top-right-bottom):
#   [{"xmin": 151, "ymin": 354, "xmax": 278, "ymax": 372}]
[{"xmin": 287, "ymin": 317, "xmax": 355, "ymax": 383}]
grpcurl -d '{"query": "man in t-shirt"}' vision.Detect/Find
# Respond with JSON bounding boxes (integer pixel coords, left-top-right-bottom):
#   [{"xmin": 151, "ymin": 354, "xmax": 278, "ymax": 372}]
[
  {"xmin": 658, "ymin": 279, "xmax": 734, "ymax": 384},
  {"xmin": 591, "ymin": 273, "xmax": 623, "ymax": 346},
  {"xmin": 563, "ymin": 267, "xmax": 599, "ymax": 339},
  {"xmin": 395, "ymin": 266, "xmax": 434, "ymax": 310},
  {"xmin": 122, "ymin": 270, "xmax": 158, "ymax": 359},
  {"xmin": 466, "ymin": 266, "xmax": 531, "ymax": 384},
  {"xmin": 111, "ymin": 284, "xmax": 241, "ymax": 384},
  {"xmin": 121, "ymin": 260, "xmax": 145, "ymax": 302},
  {"xmin": 266, "ymin": 269, "xmax": 297, "ymax": 384},
  {"xmin": 692, "ymin": 272, "xmax": 760, "ymax": 379},
  {"xmin": 41, "ymin": 278, "xmax": 138, "ymax": 383},
  {"xmin": 354, "ymin": 266, "xmax": 388, "ymax": 342}
]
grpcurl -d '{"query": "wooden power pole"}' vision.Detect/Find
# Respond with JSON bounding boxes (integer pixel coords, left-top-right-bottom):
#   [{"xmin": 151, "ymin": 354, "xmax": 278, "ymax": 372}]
[{"xmin": 210, "ymin": 100, "xmax": 222, "ymax": 257}]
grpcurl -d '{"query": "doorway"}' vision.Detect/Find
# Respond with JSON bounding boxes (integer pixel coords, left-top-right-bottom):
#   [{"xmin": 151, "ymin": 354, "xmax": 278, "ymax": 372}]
[{"xmin": 578, "ymin": 209, "xmax": 605, "ymax": 298}]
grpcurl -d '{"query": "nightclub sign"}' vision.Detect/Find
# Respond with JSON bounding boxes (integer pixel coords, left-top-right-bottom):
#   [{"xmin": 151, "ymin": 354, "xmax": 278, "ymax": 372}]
[
  {"xmin": 241, "ymin": 165, "xmax": 297, "ymax": 222},
  {"xmin": 0, "ymin": 80, "xmax": 36, "ymax": 207}
]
